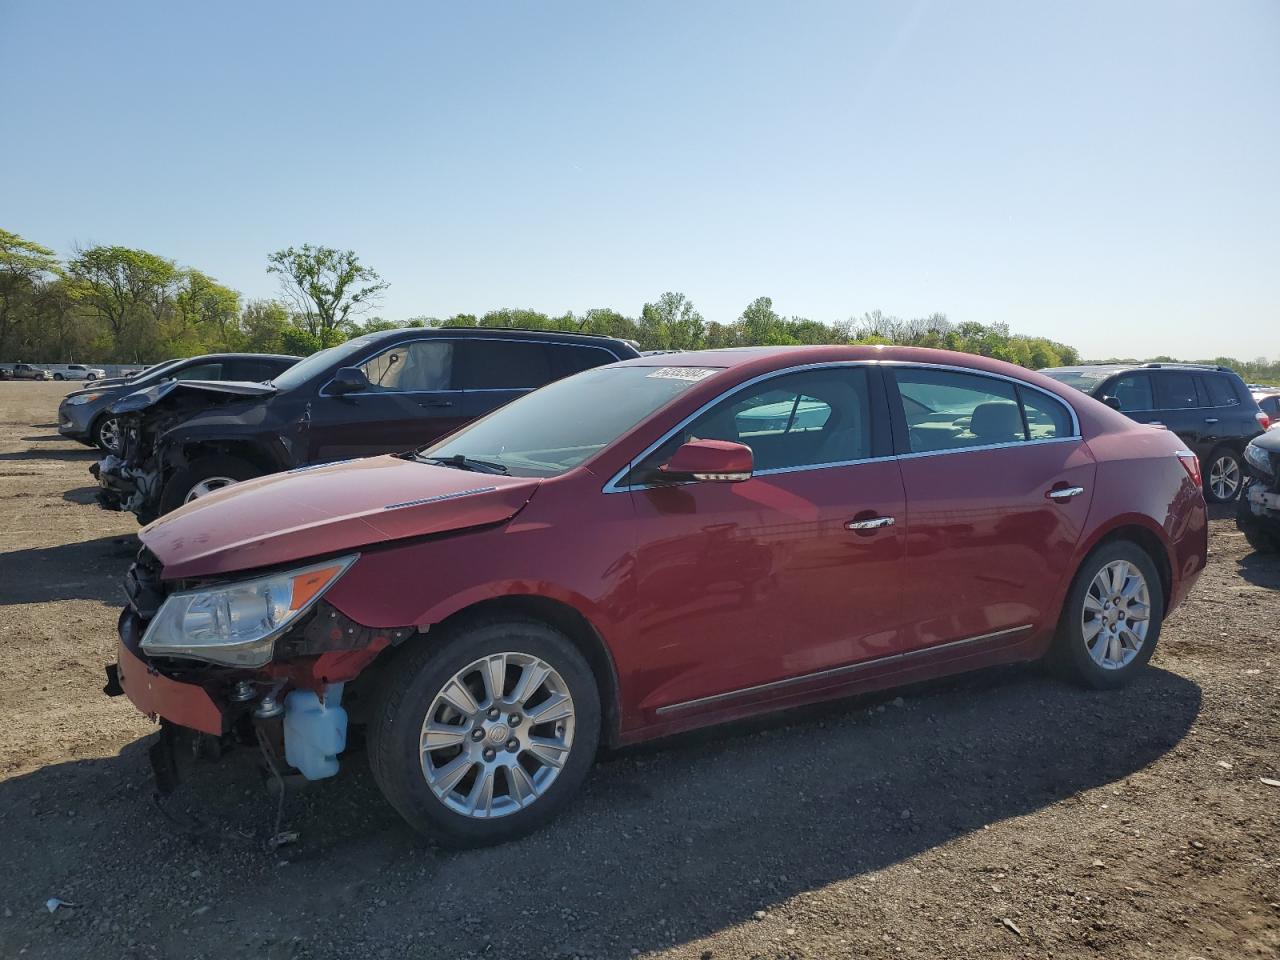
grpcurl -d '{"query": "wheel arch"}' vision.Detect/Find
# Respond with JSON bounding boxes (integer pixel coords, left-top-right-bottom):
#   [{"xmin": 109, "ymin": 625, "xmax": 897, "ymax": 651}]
[
  {"xmin": 1074, "ymin": 518, "xmax": 1173, "ymax": 614},
  {"xmin": 168, "ymin": 435, "xmax": 287, "ymax": 476},
  {"xmin": 425, "ymin": 594, "xmax": 623, "ymax": 748}
]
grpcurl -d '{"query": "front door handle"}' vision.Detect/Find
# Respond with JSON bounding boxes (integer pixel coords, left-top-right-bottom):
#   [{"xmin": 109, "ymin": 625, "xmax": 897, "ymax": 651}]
[
  {"xmin": 419, "ymin": 399, "xmax": 454, "ymax": 408},
  {"xmin": 1047, "ymin": 485, "xmax": 1086, "ymax": 501},
  {"xmin": 846, "ymin": 516, "xmax": 895, "ymax": 530},
  {"xmin": 1204, "ymin": 417, "xmax": 1219, "ymax": 424}
]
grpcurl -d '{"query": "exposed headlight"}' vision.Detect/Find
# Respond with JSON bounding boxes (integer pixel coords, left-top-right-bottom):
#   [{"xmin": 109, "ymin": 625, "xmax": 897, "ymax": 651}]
[
  {"xmin": 65, "ymin": 392, "xmax": 101, "ymax": 406},
  {"xmin": 1245, "ymin": 442, "xmax": 1274, "ymax": 477},
  {"xmin": 141, "ymin": 555, "xmax": 357, "ymax": 667}
]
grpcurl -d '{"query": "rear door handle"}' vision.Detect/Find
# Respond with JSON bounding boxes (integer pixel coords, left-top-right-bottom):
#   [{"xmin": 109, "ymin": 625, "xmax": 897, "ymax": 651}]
[
  {"xmin": 1047, "ymin": 485, "xmax": 1085, "ymax": 501},
  {"xmin": 846, "ymin": 516, "xmax": 895, "ymax": 530},
  {"xmin": 419, "ymin": 399, "xmax": 454, "ymax": 408},
  {"xmin": 1204, "ymin": 417, "xmax": 1219, "ymax": 424}
]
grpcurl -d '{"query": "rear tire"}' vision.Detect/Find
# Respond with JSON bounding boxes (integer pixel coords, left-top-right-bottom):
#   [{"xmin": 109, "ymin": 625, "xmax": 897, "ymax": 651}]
[
  {"xmin": 368, "ymin": 617, "xmax": 600, "ymax": 848},
  {"xmin": 1204, "ymin": 446, "xmax": 1243, "ymax": 503},
  {"xmin": 1052, "ymin": 541, "xmax": 1165, "ymax": 690},
  {"xmin": 158, "ymin": 454, "xmax": 259, "ymax": 515}
]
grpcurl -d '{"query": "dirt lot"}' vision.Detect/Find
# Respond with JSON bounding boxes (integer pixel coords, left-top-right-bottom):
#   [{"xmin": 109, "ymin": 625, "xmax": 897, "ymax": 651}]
[{"xmin": 0, "ymin": 379, "xmax": 1276, "ymax": 960}]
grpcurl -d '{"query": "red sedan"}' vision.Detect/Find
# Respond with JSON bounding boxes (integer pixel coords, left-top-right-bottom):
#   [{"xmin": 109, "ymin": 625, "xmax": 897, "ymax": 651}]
[{"xmin": 111, "ymin": 346, "xmax": 1207, "ymax": 846}]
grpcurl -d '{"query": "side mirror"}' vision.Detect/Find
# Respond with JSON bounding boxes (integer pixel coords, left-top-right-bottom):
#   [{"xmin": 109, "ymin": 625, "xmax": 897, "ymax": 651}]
[
  {"xmin": 331, "ymin": 367, "xmax": 370, "ymax": 395},
  {"xmin": 1101, "ymin": 396, "xmax": 1122, "ymax": 411},
  {"xmin": 660, "ymin": 439, "xmax": 753, "ymax": 483}
]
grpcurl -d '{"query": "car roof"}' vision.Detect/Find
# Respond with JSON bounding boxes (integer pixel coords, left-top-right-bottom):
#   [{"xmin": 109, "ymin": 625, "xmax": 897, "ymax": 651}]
[{"xmin": 343, "ymin": 327, "xmax": 638, "ymax": 351}]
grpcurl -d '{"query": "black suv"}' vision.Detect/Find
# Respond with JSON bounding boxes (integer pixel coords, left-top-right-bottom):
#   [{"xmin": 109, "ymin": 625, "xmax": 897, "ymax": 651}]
[
  {"xmin": 95, "ymin": 327, "xmax": 641, "ymax": 523},
  {"xmin": 1041, "ymin": 362, "xmax": 1267, "ymax": 502}
]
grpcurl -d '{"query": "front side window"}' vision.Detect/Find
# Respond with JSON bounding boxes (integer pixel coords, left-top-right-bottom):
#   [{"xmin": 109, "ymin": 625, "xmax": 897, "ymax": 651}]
[
  {"xmin": 360, "ymin": 341, "xmax": 453, "ymax": 392},
  {"xmin": 1107, "ymin": 373, "xmax": 1154, "ymax": 412},
  {"xmin": 1154, "ymin": 372, "xmax": 1199, "ymax": 409},
  {"xmin": 171, "ymin": 362, "xmax": 224, "ymax": 381},
  {"xmin": 636, "ymin": 367, "xmax": 872, "ymax": 475},
  {"xmin": 894, "ymin": 368, "xmax": 1023, "ymax": 452}
]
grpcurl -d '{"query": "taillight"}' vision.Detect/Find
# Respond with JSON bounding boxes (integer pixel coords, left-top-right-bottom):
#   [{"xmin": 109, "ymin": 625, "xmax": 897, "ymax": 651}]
[
  {"xmin": 1257, "ymin": 411, "xmax": 1272, "ymax": 431},
  {"xmin": 1176, "ymin": 449, "xmax": 1202, "ymax": 487}
]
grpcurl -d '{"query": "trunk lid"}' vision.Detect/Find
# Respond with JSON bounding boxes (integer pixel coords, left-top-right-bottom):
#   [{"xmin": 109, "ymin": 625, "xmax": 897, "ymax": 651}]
[{"xmin": 140, "ymin": 455, "xmax": 541, "ymax": 580}]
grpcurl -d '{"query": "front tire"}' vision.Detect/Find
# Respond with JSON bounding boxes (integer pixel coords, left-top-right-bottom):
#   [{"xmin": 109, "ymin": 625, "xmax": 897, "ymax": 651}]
[
  {"xmin": 53, "ymin": 373, "xmax": 65, "ymax": 381},
  {"xmin": 1204, "ymin": 446, "xmax": 1243, "ymax": 503},
  {"xmin": 369, "ymin": 617, "xmax": 600, "ymax": 848},
  {"xmin": 93, "ymin": 415, "xmax": 122, "ymax": 453},
  {"xmin": 158, "ymin": 454, "xmax": 259, "ymax": 515},
  {"xmin": 1052, "ymin": 541, "xmax": 1165, "ymax": 690}
]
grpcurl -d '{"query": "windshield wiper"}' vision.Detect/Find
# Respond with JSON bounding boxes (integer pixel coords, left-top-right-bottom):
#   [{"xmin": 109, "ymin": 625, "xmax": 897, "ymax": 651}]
[{"xmin": 417, "ymin": 453, "xmax": 509, "ymax": 475}]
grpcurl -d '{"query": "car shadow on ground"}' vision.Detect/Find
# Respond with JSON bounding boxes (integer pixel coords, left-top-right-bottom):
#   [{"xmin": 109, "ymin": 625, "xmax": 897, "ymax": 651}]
[
  {"xmin": 61, "ymin": 486, "xmax": 101, "ymax": 506},
  {"xmin": 1237, "ymin": 550, "xmax": 1280, "ymax": 589},
  {"xmin": 0, "ymin": 534, "xmax": 136, "ymax": 605},
  {"xmin": 0, "ymin": 665, "xmax": 1201, "ymax": 958},
  {"xmin": 0, "ymin": 447, "xmax": 99, "ymax": 463}
]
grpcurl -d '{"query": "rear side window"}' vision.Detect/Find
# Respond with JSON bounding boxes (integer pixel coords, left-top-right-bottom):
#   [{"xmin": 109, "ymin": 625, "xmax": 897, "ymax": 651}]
[
  {"xmin": 1107, "ymin": 373, "xmax": 1154, "ymax": 412},
  {"xmin": 459, "ymin": 341, "xmax": 553, "ymax": 390},
  {"xmin": 894, "ymin": 368, "xmax": 1023, "ymax": 452},
  {"xmin": 1154, "ymin": 372, "xmax": 1199, "ymax": 409},
  {"xmin": 1019, "ymin": 388, "xmax": 1073, "ymax": 440},
  {"xmin": 1200, "ymin": 375, "xmax": 1239, "ymax": 408},
  {"xmin": 552, "ymin": 344, "xmax": 619, "ymax": 378}
]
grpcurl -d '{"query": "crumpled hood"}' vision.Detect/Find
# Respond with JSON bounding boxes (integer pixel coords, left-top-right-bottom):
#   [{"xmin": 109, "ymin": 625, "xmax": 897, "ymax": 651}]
[
  {"xmin": 110, "ymin": 379, "xmax": 277, "ymax": 415},
  {"xmin": 140, "ymin": 456, "xmax": 542, "ymax": 580}
]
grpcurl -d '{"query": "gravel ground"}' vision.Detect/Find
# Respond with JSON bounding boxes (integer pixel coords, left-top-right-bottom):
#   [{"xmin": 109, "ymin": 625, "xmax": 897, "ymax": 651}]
[{"xmin": 0, "ymin": 380, "xmax": 1277, "ymax": 960}]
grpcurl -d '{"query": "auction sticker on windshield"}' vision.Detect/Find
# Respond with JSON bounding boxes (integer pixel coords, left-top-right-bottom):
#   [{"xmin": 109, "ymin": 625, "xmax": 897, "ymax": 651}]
[{"xmin": 645, "ymin": 367, "xmax": 719, "ymax": 382}]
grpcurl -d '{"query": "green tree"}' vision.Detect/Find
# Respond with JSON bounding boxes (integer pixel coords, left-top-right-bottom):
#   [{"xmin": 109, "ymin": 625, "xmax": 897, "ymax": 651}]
[
  {"xmin": 67, "ymin": 245, "xmax": 182, "ymax": 361},
  {"xmin": 638, "ymin": 292, "xmax": 705, "ymax": 350},
  {"xmin": 0, "ymin": 229, "xmax": 62, "ymax": 357},
  {"xmin": 267, "ymin": 244, "xmax": 388, "ymax": 344}
]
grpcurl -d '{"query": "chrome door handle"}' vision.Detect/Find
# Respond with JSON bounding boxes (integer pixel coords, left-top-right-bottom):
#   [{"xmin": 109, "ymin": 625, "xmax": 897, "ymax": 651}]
[
  {"xmin": 1204, "ymin": 417, "xmax": 1219, "ymax": 424},
  {"xmin": 846, "ymin": 516, "xmax": 895, "ymax": 530},
  {"xmin": 1047, "ymin": 485, "xmax": 1085, "ymax": 501}
]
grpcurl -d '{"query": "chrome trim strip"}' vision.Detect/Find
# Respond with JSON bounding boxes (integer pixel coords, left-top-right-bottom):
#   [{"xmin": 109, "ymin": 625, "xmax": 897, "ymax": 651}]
[
  {"xmin": 653, "ymin": 625, "xmax": 1034, "ymax": 716},
  {"xmin": 603, "ymin": 359, "xmax": 1082, "ymax": 494},
  {"xmin": 383, "ymin": 485, "xmax": 498, "ymax": 510}
]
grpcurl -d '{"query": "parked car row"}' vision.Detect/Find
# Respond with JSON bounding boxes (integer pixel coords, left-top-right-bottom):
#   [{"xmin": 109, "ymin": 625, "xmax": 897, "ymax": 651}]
[
  {"xmin": 96, "ymin": 343, "xmax": 1209, "ymax": 846},
  {"xmin": 1, "ymin": 362, "xmax": 108, "ymax": 381}
]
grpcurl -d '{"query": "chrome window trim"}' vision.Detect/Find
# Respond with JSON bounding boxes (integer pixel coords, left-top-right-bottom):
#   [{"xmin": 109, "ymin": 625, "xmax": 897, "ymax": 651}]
[
  {"xmin": 603, "ymin": 359, "xmax": 1082, "ymax": 493},
  {"xmin": 317, "ymin": 336, "xmax": 623, "ymax": 398},
  {"xmin": 654, "ymin": 624, "xmax": 1033, "ymax": 715}
]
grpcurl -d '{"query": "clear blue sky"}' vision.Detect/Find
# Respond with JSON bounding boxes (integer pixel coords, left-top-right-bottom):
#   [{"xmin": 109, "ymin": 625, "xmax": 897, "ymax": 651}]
[{"xmin": 2, "ymin": 0, "xmax": 1277, "ymax": 361}]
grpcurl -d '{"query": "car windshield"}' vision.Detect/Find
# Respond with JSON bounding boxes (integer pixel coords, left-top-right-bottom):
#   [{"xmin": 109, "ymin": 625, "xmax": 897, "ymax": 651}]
[
  {"xmin": 1039, "ymin": 368, "xmax": 1117, "ymax": 393},
  {"xmin": 420, "ymin": 364, "xmax": 723, "ymax": 477},
  {"xmin": 268, "ymin": 339, "xmax": 378, "ymax": 391}
]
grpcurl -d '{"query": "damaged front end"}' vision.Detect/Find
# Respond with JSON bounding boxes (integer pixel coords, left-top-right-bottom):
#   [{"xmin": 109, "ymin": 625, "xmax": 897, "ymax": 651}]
[
  {"xmin": 1239, "ymin": 432, "xmax": 1280, "ymax": 549},
  {"xmin": 93, "ymin": 379, "xmax": 280, "ymax": 524},
  {"xmin": 107, "ymin": 546, "xmax": 413, "ymax": 794}
]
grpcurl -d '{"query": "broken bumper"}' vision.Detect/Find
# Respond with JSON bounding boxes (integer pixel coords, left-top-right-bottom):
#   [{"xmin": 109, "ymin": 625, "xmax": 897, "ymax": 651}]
[{"xmin": 111, "ymin": 609, "xmax": 225, "ymax": 735}]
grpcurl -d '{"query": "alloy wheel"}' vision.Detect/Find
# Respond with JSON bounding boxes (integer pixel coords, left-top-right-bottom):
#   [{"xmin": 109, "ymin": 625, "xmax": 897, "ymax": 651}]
[
  {"xmin": 1209, "ymin": 455, "xmax": 1241, "ymax": 501},
  {"xmin": 98, "ymin": 417, "xmax": 122, "ymax": 453},
  {"xmin": 1081, "ymin": 559, "xmax": 1151, "ymax": 670},
  {"xmin": 184, "ymin": 476, "xmax": 239, "ymax": 502},
  {"xmin": 419, "ymin": 652, "xmax": 575, "ymax": 819}
]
